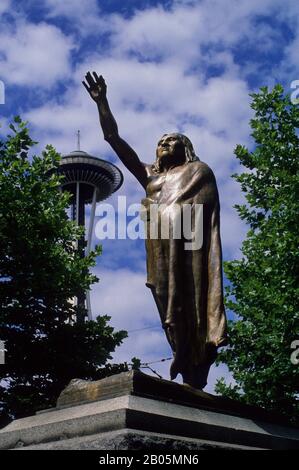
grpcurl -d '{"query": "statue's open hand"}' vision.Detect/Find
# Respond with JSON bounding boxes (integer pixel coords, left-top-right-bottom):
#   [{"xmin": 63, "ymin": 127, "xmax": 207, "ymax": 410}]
[{"xmin": 82, "ymin": 72, "xmax": 107, "ymax": 103}]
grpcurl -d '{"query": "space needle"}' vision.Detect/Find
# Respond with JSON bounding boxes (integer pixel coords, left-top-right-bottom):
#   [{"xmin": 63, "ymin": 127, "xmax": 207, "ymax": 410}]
[{"xmin": 58, "ymin": 131, "xmax": 123, "ymax": 322}]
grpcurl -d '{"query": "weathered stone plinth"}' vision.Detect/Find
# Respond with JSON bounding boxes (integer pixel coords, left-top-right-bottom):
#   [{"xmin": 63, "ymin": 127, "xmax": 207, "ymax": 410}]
[{"xmin": 0, "ymin": 371, "xmax": 298, "ymax": 450}]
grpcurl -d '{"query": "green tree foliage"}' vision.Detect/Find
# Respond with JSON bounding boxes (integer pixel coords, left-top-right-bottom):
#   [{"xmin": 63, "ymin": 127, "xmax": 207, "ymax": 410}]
[
  {"xmin": 0, "ymin": 118, "xmax": 128, "ymax": 425},
  {"xmin": 215, "ymin": 85, "xmax": 299, "ymax": 423}
]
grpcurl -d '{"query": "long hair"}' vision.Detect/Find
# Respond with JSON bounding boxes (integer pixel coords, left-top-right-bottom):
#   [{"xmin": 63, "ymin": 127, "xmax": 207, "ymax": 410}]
[{"xmin": 152, "ymin": 133, "xmax": 199, "ymax": 173}]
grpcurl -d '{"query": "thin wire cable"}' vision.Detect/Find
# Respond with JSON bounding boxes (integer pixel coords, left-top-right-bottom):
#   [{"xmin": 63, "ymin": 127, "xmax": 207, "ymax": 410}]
[
  {"xmin": 127, "ymin": 324, "xmax": 161, "ymax": 333},
  {"xmin": 141, "ymin": 357, "xmax": 172, "ymax": 366},
  {"xmin": 141, "ymin": 365, "xmax": 163, "ymax": 379},
  {"xmin": 127, "ymin": 356, "xmax": 172, "ymax": 380}
]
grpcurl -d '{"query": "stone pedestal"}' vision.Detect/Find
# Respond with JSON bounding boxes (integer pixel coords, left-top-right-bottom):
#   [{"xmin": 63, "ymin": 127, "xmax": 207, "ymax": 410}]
[{"xmin": 0, "ymin": 370, "xmax": 298, "ymax": 450}]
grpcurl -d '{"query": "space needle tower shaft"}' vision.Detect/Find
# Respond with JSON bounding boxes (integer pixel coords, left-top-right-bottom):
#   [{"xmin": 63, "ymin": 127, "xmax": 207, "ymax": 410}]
[{"xmin": 58, "ymin": 132, "xmax": 123, "ymax": 322}]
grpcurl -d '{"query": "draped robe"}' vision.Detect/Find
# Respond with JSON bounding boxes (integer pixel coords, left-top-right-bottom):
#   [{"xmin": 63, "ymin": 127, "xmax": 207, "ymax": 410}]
[{"xmin": 141, "ymin": 159, "xmax": 227, "ymax": 383}]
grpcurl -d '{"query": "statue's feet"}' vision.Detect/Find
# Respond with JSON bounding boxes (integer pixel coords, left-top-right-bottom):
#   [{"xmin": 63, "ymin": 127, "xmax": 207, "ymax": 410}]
[
  {"xmin": 169, "ymin": 355, "xmax": 184, "ymax": 380},
  {"xmin": 182, "ymin": 363, "xmax": 211, "ymax": 390}
]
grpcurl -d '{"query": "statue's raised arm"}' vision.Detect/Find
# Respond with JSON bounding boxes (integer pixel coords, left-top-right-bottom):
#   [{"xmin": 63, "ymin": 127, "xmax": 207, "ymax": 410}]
[{"xmin": 82, "ymin": 72, "xmax": 147, "ymax": 188}]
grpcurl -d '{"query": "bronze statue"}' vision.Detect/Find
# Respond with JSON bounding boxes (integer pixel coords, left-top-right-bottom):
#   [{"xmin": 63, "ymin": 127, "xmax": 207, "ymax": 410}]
[{"xmin": 83, "ymin": 71, "xmax": 227, "ymax": 389}]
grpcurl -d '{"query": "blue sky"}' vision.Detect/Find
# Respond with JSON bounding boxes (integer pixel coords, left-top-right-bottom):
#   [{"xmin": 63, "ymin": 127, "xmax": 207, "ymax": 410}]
[{"xmin": 0, "ymin": 0, "xmax": 298, "ymax": 391}]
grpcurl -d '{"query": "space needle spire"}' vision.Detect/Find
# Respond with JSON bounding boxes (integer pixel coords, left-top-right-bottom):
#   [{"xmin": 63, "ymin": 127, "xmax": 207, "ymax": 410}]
[{"xmin": 77, "ymin": 130, "xmax": 81, "ymax": 151}]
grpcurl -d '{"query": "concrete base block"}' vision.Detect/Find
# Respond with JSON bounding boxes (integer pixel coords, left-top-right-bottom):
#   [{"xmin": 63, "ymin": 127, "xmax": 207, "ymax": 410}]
[{"xmin": 1, "ymin": 371, "xmax": 298, "ymax": 450}]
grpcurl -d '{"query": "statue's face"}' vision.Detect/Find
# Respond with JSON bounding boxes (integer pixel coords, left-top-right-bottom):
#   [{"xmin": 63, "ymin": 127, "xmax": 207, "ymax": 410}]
[{"xmin": 156, "ymin": 134, "xmax": 185, "ymax": 167}]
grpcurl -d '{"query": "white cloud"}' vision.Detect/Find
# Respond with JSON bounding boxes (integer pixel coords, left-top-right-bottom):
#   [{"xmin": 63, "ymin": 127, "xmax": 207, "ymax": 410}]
[
  {"xmin": 282, "ymin": 34, "xmax": 299, "ymax": 79},
  {"xmin": 112, "ymin": 329, "xmax": 170, "ymax": 369},
  {"xmin": 91, "ymin": 267, "xmax": 156, "ymax": 331},
  {"xmin": 0, "ymin": 21, "xmax": 74, "ymax": 87},
  {"xmin": 27, "ymin": 56, "xmax": 252, "ymax": 166},
  {"xmin": 43, "ymin": 0, "xmax": 105, "ymax": 35},
  {"xmin": 221, "ymin": 208, "xmax": 246, "ymax": 260},
  {"xmin": 108, "ymin": 5, "xmax": 202, "ymax": 66},
  {"xmin": 195, "ymin": 77, "xmax": 251, "ymax": 138},
  {"xmin": 0, "ymin": 0, "xmax": 10, "ymax": 15},
  {"xmin": 104, "ymin": 0, "xmax": 287, "ymax": 64}
]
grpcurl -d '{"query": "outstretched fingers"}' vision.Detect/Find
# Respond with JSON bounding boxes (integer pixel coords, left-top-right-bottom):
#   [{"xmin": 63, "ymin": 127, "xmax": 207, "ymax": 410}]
[
  {"xmin": 100, "ymin": 75, "xmax": 106, "ymax": 89},
  {"xmin": 83, "ymin": 71, "xmax": 106, "ymax": 99},
  {"xmin": 93, "ymin": 71, "xmax": 106, "ymax": 88},
  {"xmin": 85, "ymin": 71, "xmax": 95, "ymax": 87},
  {"xmin": 82, "ymin": 80, "xmax": 90, "ymax": 93},
  {"xmin": 92, "ymin": 71, "xmax": 100, "ymax": 83}
]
